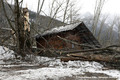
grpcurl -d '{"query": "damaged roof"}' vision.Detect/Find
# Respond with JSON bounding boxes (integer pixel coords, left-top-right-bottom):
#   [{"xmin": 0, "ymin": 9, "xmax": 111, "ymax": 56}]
[
  {"xmin": 41, "ymin": 22, "xmax": 82, "ymax": 36},
  {"xmin": 36, "ymin": 21, "xmax": 101, "ymax": 47},
  {"xmin": 36, "ymin": 22, "xmax": 82, "ymax": 38}
]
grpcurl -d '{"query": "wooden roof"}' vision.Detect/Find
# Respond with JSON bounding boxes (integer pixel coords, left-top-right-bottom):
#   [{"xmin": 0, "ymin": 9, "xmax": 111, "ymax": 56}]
[{"xmin": 36, "ymin": 22, "xmax": 101, "ymax": 47}]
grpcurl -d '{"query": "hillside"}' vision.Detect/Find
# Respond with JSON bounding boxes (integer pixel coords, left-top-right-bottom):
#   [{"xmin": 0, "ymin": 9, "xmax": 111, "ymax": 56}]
[{"xmin": 0, "ymin": 3, "xmax": 66, "ymax": 32}]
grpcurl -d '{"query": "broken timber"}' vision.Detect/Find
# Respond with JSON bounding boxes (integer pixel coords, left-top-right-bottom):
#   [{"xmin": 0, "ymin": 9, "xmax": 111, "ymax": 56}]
[
  {"xmin": 34, "ymin": 44, "xmax": 120, "ymax": 69},
  {"xmin": 61, "ymin": 53, "xmax": 120, "ymax": 62},
  {"xmin": 35, "ymin": 35, "xmax": 120, "ymax": 68}
]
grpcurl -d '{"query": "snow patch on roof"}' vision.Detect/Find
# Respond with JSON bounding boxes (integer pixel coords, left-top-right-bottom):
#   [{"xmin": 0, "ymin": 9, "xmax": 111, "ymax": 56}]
[{"xmin": 42, "ymin": 22, "xmax": 81, "ymax": 36}]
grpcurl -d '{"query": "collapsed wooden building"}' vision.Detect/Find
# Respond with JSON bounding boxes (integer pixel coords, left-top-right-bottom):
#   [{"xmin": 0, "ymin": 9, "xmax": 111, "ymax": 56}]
[
  {"xmin": 36, "ymin": 22, "xmax": 101, "ymax": 51},
  {"xmin": 35, "ymin": 22, "xmax": 120, "ymax": 66}
]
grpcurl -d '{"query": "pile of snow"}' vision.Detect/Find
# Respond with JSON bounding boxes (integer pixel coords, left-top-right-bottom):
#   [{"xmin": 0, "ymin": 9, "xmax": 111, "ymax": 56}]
[
  {"xmin": 16, "ymin": 67, "xmax": 119, "ymax": 80},
  {"xmin": 0, "ymin": 46, "xmax": 14, "ymax": 60}
]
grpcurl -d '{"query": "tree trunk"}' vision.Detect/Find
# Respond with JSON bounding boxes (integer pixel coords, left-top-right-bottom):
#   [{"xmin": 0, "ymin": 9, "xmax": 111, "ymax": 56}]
[
  {"xmin": 14, "ymin": 0, "xmax": 24, "ymax": 57},
  {"xmin": 14, "ymin": 0, "xmax": 31, "ymax": 57}
]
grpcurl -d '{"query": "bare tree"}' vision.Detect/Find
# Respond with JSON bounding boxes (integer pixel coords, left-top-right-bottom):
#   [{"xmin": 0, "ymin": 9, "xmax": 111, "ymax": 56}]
[
  {"xmin": 92, "ymin": 0, "xmax": 106, "ymax": 35},
  {"xmin": 1, "ymin": 0, "xmax": 32, "ymax": 57},
  {"xmin": 36, "ymin": 0, "xmax": 45, "ymax": 30},
  {"xmin": 104, "ymin": 16, "xmax": 117, "ymax": 46},
  {"xmin": 115, "ymin": 16, "xmax": 120, "ymax": 45},
  {"xmin": 48, "ymin": 0, "xmax": 81, "ymax": 24},
  {"xmin": 47, "ymin": 1, "xmax": 63, "ymax": 28},
  {"xmin": 0, "ymin": 0, "xmax": 1, "ymax": 11},
  {"xmin": 62, "ymin": 0, "xmax": 70, "ymax": 23},
  {"xmin": 97, "ymin": 14, "xmax": 108, "ymax": 41},
  {"xmin": 49, "ymin": 0, "xmax": 56, "ymax": 17},
  {"xmin": 117, "ymin": 17, "xmax": 120, "ymax": 44},
  {"xmin": 14, "ymin": 0, "xmax": 25, "ymax": 57}
]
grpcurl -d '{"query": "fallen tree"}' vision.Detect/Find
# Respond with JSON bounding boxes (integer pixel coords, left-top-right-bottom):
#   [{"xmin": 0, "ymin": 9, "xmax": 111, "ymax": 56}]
[
  {"xmin": 33, "ymin": 41, "xmax": 120, "ymax": 69},
  {"xmin": 61, "ymin": 52, "xmax": 120, "ymax": 62},
  {"xmin": 58, "ymin": 45, "xmax": 120, "ymax": 69}
]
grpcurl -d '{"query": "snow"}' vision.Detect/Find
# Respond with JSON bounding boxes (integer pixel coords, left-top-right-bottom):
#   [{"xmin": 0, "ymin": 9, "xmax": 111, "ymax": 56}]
[
  {"xmin": 0, "ymin": 46, "xmax": 14, "ymax": 60},
  {"xmin": 41, "ymin": 22, "xmax": 81, "ymax": 36},
  {"xmin": 0, "ymin": 57, "xmax": 120, "ymax": 80},
  {"xmin": 13, "ymin": 68, "xmax": 83, "ymax": 80},
  {"xmin": 93, "ymin": 70, "xmax": 120, "ymax": 80},
  {"xmin": 0, "ymin": 46, "xmax": 120, "ymax": 80}
]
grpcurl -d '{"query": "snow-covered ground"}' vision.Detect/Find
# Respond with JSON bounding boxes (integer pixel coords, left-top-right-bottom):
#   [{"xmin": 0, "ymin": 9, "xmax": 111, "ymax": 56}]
[
  {"xmin": 0, "ymin": 46, "xmax": 120, "ymax": 80},
  {"xmin": 0, "ymin": 46, "xmax": 14, "ymax": 60}
]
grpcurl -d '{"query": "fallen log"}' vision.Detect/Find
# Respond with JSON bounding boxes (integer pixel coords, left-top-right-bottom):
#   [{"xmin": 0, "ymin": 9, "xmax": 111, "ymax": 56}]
[
  {"xmin": 61, "ymin": 53, "xmax": 120, "ymax": 63},
  {"xmin": 56, "ymin": 47, "xmax": 120, "ymax": 56}
]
